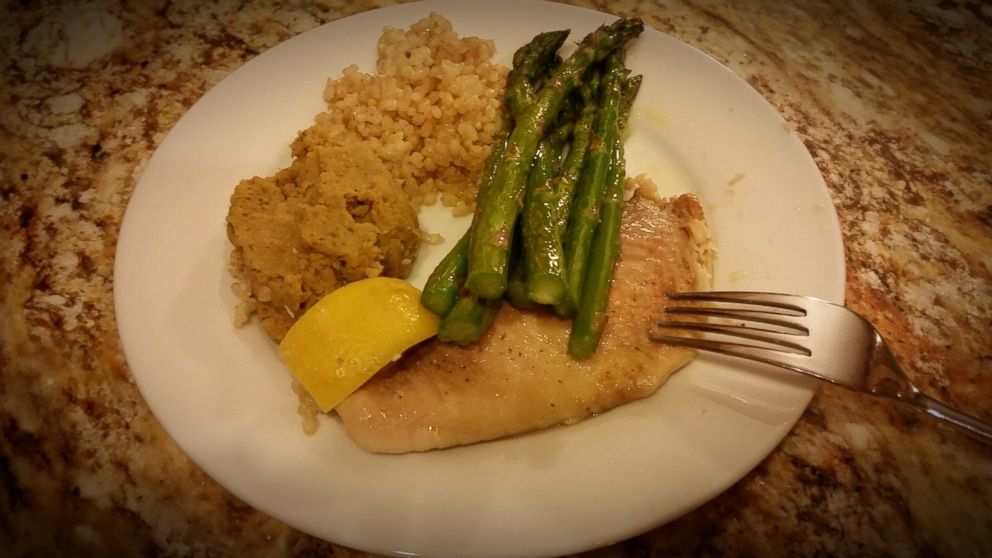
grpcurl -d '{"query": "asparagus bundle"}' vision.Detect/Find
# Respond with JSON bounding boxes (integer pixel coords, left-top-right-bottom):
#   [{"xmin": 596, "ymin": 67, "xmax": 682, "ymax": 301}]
[
  {"xmin": 422, "ymin": 18, "xmax": 644, "ymax": 355},
  {"xmin": 420, "ymin": 130, "xmax": 507, "ymax": 316},
  {"xmin": 522, "ymin": 76, "xmax": 598, "ymax": 305},
  {"xmin": 568, "ymin": 131, "xmax": 627, "ymax": 357},
  {"xmin": 465, "ymin": 17, "xmax": 644, "ymax": 300},
  {"xmin": 554, "ymin": 51, "xmax": 627, "ymax": 317},
  {"xmin": 427, "ymin": 28, "xmax": 569, "ymax": 344},
  {"xmin": 506, "ymin": 30, "xmax": 569, "ymax": 121}
]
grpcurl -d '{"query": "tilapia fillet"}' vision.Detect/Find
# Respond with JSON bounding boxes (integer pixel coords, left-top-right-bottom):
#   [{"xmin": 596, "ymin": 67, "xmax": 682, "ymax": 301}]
[{"xmin": 336, "ymin": 191, "xmax": 713, "ymax": 453}]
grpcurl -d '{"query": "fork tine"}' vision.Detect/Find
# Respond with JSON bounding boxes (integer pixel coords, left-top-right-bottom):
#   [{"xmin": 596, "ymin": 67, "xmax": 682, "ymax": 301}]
[
  {"xmin": 650, "ymin": 333, "xmax": 823, "ymax": 381},
  {"xmin": 661, "ymin": 306, "xmax": 809, "ymax": 332},
  {"xmin": 667, "ymin": 291, "xmax": 808, "ymax": 314},
  {"xmin": 656, "ymin": 320, "xmax": 811, "ymax": 355},
  {"xmin": 661, "ymin": 293, "xmax": 992, "ymax": 444}
]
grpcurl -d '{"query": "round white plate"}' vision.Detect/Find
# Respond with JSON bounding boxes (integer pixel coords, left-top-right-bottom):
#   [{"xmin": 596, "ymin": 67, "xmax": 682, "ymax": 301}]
[{"xmin": 114, "ymin": 1, "xmax": 844, "ymax": 557}]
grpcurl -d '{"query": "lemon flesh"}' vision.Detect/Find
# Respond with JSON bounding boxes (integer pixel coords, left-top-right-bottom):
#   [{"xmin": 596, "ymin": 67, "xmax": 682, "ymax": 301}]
[{"xmin": 277, "ymin": 277, "xmax": 440, "ymax": 412}]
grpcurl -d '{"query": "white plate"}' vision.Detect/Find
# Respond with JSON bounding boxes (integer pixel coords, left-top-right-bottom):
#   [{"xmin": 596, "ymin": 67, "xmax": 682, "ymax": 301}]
[{"xmin": 114, "ymin": 1, "xmax": 844, "ymax": 556}]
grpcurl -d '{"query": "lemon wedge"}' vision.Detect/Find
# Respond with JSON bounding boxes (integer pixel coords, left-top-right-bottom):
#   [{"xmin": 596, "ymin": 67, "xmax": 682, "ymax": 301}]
[{"xmin": 277, "ymin": 277, "xmax": 440, "ymax": 412}]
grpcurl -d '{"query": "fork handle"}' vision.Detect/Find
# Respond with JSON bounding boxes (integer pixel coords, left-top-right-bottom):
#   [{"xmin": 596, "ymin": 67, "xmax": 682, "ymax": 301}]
[
  {"xmin": 908, "ymin": 392, "xmax": 992, "ymax": 445},
  {"xmin": 867, "ymin": 337, "xmax": 992, "ymax": 444}
]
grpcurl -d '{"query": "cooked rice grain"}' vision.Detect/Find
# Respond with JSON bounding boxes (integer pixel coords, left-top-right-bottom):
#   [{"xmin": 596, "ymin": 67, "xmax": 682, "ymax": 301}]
[{"xmin": 297, "ymin": 12, "xmax": 507, "ymax": 209}]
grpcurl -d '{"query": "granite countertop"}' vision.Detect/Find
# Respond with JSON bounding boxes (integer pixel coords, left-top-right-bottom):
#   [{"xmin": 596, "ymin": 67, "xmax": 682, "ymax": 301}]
[{"xmin": 2, "ymin": 0, "xmax": 990, "ymax": 556}]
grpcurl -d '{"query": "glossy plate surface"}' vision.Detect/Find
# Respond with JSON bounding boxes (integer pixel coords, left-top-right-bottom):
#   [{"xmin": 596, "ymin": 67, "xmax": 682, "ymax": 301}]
[{"xmin": 114, "ymin": 1, "xmax": 845, "ymax": 556}]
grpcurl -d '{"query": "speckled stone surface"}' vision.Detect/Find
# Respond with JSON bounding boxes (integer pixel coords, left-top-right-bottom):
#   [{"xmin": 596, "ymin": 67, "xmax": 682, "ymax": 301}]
[{"xmin": 1, "ymin": 0, "xmax": 990, "ymax": 556}]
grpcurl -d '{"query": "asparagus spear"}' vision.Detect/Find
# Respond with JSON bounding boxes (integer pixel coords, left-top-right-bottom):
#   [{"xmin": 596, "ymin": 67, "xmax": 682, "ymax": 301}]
[
  {"xmin": 466, "ymin": 18, "xmax": 645, "ymax": 300},
  {"xmin": 439, "ymin": 122, "xmax": 568, "ymax": 336},
  {"xmin": 568, "ymin": 138, "xmax": 626, "ymax": 358},
  {"xmin": 437, "ymin": 295, "xmax": 501, "ymax": 345},
  {"xmin": 513, "ymin": 108, "xmax": 568, "ymax": 311},
  {"xmin": 506, "ymin": 222, "xmax": 538, "ymax": 310},
  {"xmin": 421, "ymin": 28, "xmax": 572, "ymax": 316},
  {"xmin": 518, "ymin": 121, "xmax": 570, "ymax": 303},
  {"xmin": 420, "ymin": 129, "xmax": 509, "ymax": 316},
  {"xmin": 506, "ymin": 30, "xmax": 569, "ymax": 122},
  {"xmin": 506, "ymin": 266, "xmax": 537, "ymax": 309},
  {"xmin": 522, "ymin": 75, "xmax": 599, "ymax": 304},
  {"xmin": 569, "ymin": 63, "xmax": 641, "ymax": 356},
  {"xmin": 556, "ymin": 51, "xmax": 628, "ymax": 317},
  {"xmin": 419, "ymin": 230, "xmax": 470, "ymax": 316},
  {"xmin": 620, "ymin": 74, "xmax": 642, "ymax": 124}
]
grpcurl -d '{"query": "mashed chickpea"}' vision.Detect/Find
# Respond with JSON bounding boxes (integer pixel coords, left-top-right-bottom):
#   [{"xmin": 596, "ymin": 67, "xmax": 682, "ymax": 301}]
[{"xmin": 226, "ymin": 13, "xmax": 507, "ymax": 342}]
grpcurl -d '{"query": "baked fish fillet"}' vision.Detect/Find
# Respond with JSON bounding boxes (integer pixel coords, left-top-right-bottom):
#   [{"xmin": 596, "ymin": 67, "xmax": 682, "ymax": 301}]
[{"xmin": 336, "ymin": 190, "xmax": 713, "ymax": 453}]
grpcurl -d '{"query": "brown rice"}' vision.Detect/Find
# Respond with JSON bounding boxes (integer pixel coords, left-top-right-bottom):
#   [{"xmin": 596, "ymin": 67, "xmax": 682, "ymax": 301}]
[{"xmin": 297, "ymin": 12, "xmax": 508, "ymax": 215}]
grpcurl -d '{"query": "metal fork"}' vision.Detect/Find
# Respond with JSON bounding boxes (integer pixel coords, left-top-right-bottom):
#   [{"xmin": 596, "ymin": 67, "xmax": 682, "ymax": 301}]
[{"xmin": 651, "ymin": 291, "xmax": 992, "ymax": 444}]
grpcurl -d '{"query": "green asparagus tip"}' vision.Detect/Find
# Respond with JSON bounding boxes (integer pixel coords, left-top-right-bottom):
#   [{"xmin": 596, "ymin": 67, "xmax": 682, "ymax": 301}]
[
  {"xmin": 612, "ymin": 17, "xmax": 645, "ymax": 37},
  {"xmin": 512, "ymin": 29, "xmax": 570, "ymax": 68}
]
